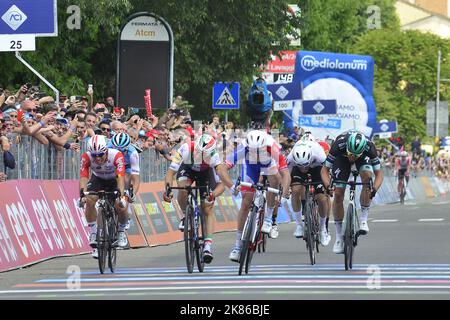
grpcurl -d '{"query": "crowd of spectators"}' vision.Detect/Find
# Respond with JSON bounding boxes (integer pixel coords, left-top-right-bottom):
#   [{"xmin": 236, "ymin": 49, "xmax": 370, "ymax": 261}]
[
  {"xmin": 0, "ymin": 83, "xmax": 218, "ymax": 181},
  {"xmin": 2, "ymin": 83, "xmax": 449, "ymax": 183},
  {"xmin": 378, "ymin": 139, "xmax": 450, "ymax": 180}
]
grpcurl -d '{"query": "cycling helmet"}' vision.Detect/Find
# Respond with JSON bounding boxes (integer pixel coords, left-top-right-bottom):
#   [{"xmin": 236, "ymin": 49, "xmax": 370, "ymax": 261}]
[
  {"xmin": 300, "ymin": 131, "xmax": 315, "ymax": 142},
  {"xmin": 347, "ymin": 131, "xmax": 367, "ymax": 156},
  {"xmin": 88, "ymin": 135, "xmax": 108, "ymax": 154},
  {"xmin": 400, "ymin": 151, "xmax": 408, "ymax": 157},
  {"xmin": 246, "ymin": 130, "xmax": 267, "ymax": 149},
  {"xmin": 111, "ymin": 132, "xmax": 131, "ymax": 151},
  {"xmin": 194, "ymin": 134, "xmax": 216, "ymax": 156},
  {"xmin": 292, "ymin": 143, "xmax": 312, "ymax": 167}
]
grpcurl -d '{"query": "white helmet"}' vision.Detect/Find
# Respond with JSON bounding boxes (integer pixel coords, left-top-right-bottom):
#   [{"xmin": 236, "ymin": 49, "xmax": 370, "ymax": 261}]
[
  {"xmin": 194, "ymin": 134, "xmax": 216, "ymax": 156},
  {"xmin": 292, "ymin": 143, "xmax": 312, "ymax": 167},
  {"xmin": 300, "ymin": 131, "xmax": 315, "ymax": 142},
  {"xmin": 88, "ymin": 135, "xmax": 108, "ymax": 154},
  {"xmin": 400, "ymin": 151, "xmax": 408, "ymax": 157},
  {"xmin": 246, "ymin": 130, "xmax": 267, "ymax": 149}
]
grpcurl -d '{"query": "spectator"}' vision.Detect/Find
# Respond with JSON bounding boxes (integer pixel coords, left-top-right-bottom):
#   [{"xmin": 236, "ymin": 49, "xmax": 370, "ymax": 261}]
[
  {"xmin": 98, "ymin": 120, "xmax": 112, "ymax": 139},
  {"xmin": 411, "ymin": 136, "xmax": 421, "ymax": 156}
]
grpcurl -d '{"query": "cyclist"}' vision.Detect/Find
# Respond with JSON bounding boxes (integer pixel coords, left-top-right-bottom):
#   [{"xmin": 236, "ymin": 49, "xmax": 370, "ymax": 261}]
[
  {"xmin": 395, "ymin": 150, "xmax": 411, "ymax": 198},
  {"xmin": 226, "ymin": 130, "xmax": 291, "ymax": 262},
  {"xmin": 321, "ymin": 130, "xmax": 384, "ymax": 254},
  {"xmin": 288, "ymin": 141, "xmax": 331, "ymax": 246},
  {"xmin": 109, "ymin": 132, "xmax": 140, "ymax": 230},
  {"xmin": 78, "ymin": 135, "xmax": 128, "ymax": 258},
  {"xmin": 163, "ymin": 133, "xmax": 234, "ymax": 264}
]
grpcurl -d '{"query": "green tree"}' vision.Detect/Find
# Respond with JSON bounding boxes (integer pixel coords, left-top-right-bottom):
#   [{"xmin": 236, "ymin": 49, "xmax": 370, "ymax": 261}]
[
  {"xmin": 351, "ymin": 29, "xmax": 450, "ymax": 142},
  {"xmin": 299, "ymin": 0, "xmax": 399, "ymax": 53},
  {"xmin": 130, "ymin": 0, "xmax": 301, "ymax": 122},
  {"xmin": 0, "ymin": 0, "xmax": 132, "ymax": 100}
]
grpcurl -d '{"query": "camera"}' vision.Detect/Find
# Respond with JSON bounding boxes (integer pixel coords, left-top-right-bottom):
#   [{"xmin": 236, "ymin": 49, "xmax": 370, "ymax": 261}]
[{"xmin": 251, "ymin": 92, "xmax": 265, "ymax": 105}]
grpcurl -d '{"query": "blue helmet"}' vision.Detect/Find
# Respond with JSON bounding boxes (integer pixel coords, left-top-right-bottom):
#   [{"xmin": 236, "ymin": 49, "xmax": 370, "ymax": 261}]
[{"xmin": 111, "ymin": 132, "xmax": 131, "ymax": 151}]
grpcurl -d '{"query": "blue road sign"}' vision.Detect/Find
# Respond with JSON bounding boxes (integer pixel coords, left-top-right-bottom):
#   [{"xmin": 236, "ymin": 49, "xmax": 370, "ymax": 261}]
[
  {"xmin": 0, "ymin": 0, "xmax": 57, "ymax": 36},
  {"xmin": 267, "ymin": 82, "xmax": 302, "ymax": 101},
  {"xmin": 213, "ymin": 82, "xmax": 240, "ymax": 110},
  {"xmin": 373, "ymin": 121, "xmax": 398, "ymax": 134},
  {"xmin": 302, "ymin": 99, "xmax": 337, "ymax": 115}
]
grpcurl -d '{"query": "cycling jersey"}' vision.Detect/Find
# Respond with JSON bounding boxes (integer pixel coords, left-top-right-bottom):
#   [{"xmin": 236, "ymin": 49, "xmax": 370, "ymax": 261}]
[
  {"xmin": 80, "ymin": 148, "xmax": 125, "ymax": 180},
  {"xmin": 225, "ymin": 135, "xmax": 287, "ymax": 171},
  {"xmin": 169, "ymin": 141, "xmax": 222, "ymax": 172},
  {"xmin": 317, "ymin": 140, "xmax": 330, "ymax": 156},
  {"xmin": 325, "ymin": 132, "xmax": 381, "ymax": 171},
  {"xmin": 396, "ymin": 157, "xmax": 411, "ymax": 170},
  {"xmin": 225, "ymin": 135, "xmax": 287, "ymax": 189},
  {"xmin": 107, "ymin": 142, "xmax": 140, "ymax": 175}
]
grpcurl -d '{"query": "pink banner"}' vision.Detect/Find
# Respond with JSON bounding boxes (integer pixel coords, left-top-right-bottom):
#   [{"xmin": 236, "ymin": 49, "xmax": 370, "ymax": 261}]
[{"xmin": 0, "ymin": 180, "xmax": 91, "ymax": 272}]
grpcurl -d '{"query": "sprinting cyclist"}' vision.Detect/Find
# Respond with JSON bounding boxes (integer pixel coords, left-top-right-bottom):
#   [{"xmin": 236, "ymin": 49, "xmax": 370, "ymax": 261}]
[
  {"xmin": 226, "ymin": 130, "xmax": 291, "ymax": 262},
  {"xmin": 78, "ymin": 135, "xmax": 128, "ymax": 258},
  {"xmin": 288, "ymin": 141, "xmax": 331, "ymax": 246},
  {"xmin": 396, "ymin": 150, "xmax": 411, "ymax": 199},
  {"xmin": 109, "ymin": 132, "xmax": 140, "ymax": 230},
  {"xmin": 321, "ymin": 130, "xmax": 384, "ymax": 254},
  {"xmin": 163, "ymin": 133, "xmax": 234, "ymax": 263}
]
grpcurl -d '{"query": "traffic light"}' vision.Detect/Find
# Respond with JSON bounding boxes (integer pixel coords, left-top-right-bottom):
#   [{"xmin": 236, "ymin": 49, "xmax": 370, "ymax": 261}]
[{"xmin": 390, "ymin": 135, "xmax": 404, "ymax": 147}]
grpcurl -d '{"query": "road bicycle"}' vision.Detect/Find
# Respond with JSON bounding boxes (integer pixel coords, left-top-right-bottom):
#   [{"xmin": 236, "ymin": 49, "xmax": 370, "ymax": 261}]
[
  {"xmin": 83, "ymin": 190, "xmax": 120, "ymax": 274},
  {"xmin": 292, "ymin": 175, "xmax": 323, "ymax": 265},
  {"xmin": 168, "ymin": 185, "xmax": 208, "ymax": 273},
  {"xmin": 332, "ymin": 170, "xmax": 373, "ymax": 270},
  {"xmin": 237, "ymin": 178, "xmax": 281, "ymax": 275}
]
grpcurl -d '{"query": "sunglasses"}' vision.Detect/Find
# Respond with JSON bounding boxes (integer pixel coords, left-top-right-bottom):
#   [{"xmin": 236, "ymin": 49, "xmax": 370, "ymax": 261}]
[
  {"xmin": 91, "ymin": 152, "xmax": 106, "ymax": 158},
  {"xmin": 77, "ymin": 126, "xmax": 85, "ymax": 129},
  {"xmin": 9, "ymin": 114, "xmax": 17, "ymax": 118},
  {"xmin": 100, "ymin": 127, "xmax": 111, "ymax": 132},
  {"xmin": 346, "ymin": 150, "xmax": 363, "ymax": 158}
]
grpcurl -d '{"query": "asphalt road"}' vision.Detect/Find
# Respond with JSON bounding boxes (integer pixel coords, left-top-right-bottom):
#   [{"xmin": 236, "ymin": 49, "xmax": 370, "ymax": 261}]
[{"xmin": 1, "ymin": 198, "xmax": 450, "ymax": 300}]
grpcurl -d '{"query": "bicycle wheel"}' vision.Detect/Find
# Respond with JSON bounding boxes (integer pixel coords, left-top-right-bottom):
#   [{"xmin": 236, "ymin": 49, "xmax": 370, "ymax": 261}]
[
  {"xmin": 304, "ymin": 200, "xmax": 316, "ymax": 265},
  {"xmin": 312, "ymin": 205, "xmax": 320, "ymax": 253},
  {"xmin": 184, "ymin": 205, "xmax": 195, "ymax": 273},
  {"xmin": 239, "ymin": 206, "xmax": 256, "ymax": 275},
  {"xmin": 108, "ymin": 210, "xmax": 118, "ymax": 273},
  {"xmin": 97, "ymin": 212, "xmax": 108, "ymax": 274},
  {"xmin": 262, "ymin": 233, "xmax": 267, "ymax": 253},
  {"xmin": 344, "ymin": 203, "xmax": 354, "ymax": 271},
  {"xmin": 245, "ymin": 208, "xmax": 261, "ymax": 274},
  {"xmin": 195, "ymin": 210, "xmax": 206, "ymax": 273}
]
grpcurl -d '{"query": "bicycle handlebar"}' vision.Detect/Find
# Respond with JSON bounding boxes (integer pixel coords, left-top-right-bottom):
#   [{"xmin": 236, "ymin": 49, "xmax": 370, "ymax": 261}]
[
  {"xmin": 240, "ymin": 181, "xmax": 281, "ymax": 194},
  {"xmin": 83, "ymin": 190, "xmax": 120, "ymax": 197}
]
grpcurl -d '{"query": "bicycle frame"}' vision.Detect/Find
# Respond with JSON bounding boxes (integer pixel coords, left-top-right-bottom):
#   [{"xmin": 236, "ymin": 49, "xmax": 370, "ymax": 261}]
[
  {"xmin": 84, "ymin": 190, "xmax": 119, "ymax": 274},
  {"xmin": 333, "ymin": 170, "xmax": 373, "ymax": 270},
  {"xmin": 169, "ymin": 184, "xmax": 209, "ymax": 273},
  {"xmin": 238, "ymin": 180, "xmax": 281, "ymax": 275}
]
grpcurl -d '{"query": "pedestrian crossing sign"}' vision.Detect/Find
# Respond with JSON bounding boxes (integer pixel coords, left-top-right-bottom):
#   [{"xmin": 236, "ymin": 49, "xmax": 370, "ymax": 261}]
[{"xmin": 213, "ymin": 82, "xmax": 239, "ymax": 109}]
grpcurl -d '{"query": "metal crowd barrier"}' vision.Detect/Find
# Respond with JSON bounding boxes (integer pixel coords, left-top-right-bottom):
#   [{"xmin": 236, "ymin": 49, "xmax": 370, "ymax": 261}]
[{"xmin": 3, "ymin": 136, "xmax": 241, "ymax": 183}]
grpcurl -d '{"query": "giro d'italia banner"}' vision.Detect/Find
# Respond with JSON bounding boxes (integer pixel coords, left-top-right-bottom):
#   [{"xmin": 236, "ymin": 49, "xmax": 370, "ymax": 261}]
[{"xmin": 284, "ymin": 50, "xmax": 377, "ymax": 139}]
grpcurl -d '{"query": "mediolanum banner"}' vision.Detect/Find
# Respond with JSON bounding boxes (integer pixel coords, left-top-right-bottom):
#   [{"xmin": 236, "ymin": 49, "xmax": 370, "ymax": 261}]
[{"xmin": 284, "ymin": 50, "xmax": 377, "ymax": 140}]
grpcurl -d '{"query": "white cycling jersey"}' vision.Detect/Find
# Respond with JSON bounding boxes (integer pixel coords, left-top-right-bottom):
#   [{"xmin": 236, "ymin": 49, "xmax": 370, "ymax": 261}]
[{"xmin": 169, "ymin": 142, "xmax": 222, "ymax": 172}]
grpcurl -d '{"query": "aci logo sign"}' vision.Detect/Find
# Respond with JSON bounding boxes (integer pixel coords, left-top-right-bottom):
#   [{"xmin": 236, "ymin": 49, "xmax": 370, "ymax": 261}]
[
  {"xmin": 300, "ymin": 55, "xmax": 368, "ymax": 72},
  {"xmin": 1, "ymin": 5, "xmax": 27, "ymax": 31}
]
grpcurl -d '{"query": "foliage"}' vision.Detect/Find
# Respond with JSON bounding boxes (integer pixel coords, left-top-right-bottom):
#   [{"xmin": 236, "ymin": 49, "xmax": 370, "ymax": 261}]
[{"xmin": 351, "ymin": 29, "xmax": 450, "ymax": 142}]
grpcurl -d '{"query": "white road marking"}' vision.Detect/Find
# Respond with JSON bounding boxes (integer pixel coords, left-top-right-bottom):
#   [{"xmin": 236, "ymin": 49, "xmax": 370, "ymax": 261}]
[
  {"xmin": 418, "ymin": 219, "xmax": 444, "ymax": 222},
  {"xmin": 372, "ymin": 219, "xmax": 398, "ymax": 223}
]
